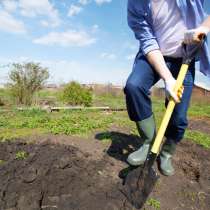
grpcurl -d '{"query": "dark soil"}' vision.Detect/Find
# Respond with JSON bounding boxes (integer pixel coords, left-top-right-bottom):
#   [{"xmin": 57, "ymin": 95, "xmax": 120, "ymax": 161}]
[
  {"xmin": 0, "ymin": 140, "xmax": 127, "ymax": 210},
  {"xmin": 0, "ymin": 128, "xmax": 210, "ymax": 210}
]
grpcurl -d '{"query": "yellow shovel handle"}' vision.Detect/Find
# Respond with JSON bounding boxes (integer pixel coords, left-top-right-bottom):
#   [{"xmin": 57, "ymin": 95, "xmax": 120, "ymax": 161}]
[{"xmin": 151, "ymin": 63, "xmax": 189, "ymax": 154}]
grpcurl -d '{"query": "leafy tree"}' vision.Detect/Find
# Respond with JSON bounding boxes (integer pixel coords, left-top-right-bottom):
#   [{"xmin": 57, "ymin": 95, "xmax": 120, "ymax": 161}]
[
  {"xmin": 60, "ymin": 81, "xmax": 92, "ymax": 107},
  {"xmin": 8, "ymin": 62, "xmax": 49, "ymax": 105}
]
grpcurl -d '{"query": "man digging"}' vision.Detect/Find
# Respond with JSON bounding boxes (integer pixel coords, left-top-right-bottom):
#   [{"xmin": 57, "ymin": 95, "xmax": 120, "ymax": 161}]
[{"xmin": 124, "ymin": 0, "xmax": 210, "ymax": 176}]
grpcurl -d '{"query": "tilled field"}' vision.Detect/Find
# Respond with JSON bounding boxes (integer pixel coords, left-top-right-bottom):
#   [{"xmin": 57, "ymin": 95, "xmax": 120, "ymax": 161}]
[{"xmin": 0, "ymin": 131, "xmax": 210, "ymax": 210}]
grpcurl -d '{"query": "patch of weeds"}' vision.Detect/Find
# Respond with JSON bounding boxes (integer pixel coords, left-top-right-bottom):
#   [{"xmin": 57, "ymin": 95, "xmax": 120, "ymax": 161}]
[
  {"xmin": 0, "ymin": 109, "xmax": 116, "ymax": 138},
  {"xmin": 0, "ymin": 96, "xmax": 209, "ymax": 141},
  {"xmin": 15, "ymin": 151, "xmax": 28, "ymax": 160},
  {"xmin": 45, "ymin": 110, "xmax": 115, "ymax": 137},
  {"xmin": 146, "ymin": 198, "xmax": 160, "ymax": 210},
  {"xmin": 185, "ymin": 130, "xmax": 210, "ymax": 149}
]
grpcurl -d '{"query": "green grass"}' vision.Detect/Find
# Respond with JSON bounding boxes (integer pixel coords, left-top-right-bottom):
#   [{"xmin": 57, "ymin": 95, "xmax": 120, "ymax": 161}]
[
  {"xmin": 0, "ymin": 96, "xmax": 209, "ymax": 150},
  {"xmin": 45, "ymin": 110, "xmax": 115, "ymax": 136},
  {"xmin": 0, "ymin": 128, "xmax": 46, "ymax": 142},
  {"xmin": 185, "ymin": 130, "xmax": 210, "ymax": 149},
  {"xmin": 0, "ymin": 109, "xmax": 117, "ymax": 140},
  {"xmin": 152, "ymin": 97, "xmax": 210, "ymax": 119},
  {"xmin": 93, "ymin": 93, "xmax": 125, "ymax": 108},
  {"xmin": 188, "ymin": 102, "xmax": 210, "ymax": 117}
]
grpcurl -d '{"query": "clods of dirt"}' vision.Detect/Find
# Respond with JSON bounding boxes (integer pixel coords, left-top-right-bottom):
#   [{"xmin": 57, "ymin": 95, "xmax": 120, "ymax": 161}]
[
  {"xmin": 0, "ymin": 133, "xmax": 210, "ymax": 210},
  {"xmin": 0, "ymin": 141, "xmax": 130, "ymax": 210}
]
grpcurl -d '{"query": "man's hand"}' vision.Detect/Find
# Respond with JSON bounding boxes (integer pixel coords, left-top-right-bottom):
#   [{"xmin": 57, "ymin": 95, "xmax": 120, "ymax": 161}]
[
  {"xmin": 146, "ymin": 50, "xmax": 184, "ymax": 103},
  {"xmin": 164, "ymin": 77, "xmax": 184, "ymax": 103},
  {"xmin": 184, "ymin": 26, "xmax": 209, "ymax": 44}
]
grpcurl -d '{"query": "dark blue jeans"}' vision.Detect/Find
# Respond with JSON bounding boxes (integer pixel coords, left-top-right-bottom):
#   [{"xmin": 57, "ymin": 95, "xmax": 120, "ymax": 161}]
[{"xmin": 124, "ymin": 55, "xmax": 195, "ymax": 143}]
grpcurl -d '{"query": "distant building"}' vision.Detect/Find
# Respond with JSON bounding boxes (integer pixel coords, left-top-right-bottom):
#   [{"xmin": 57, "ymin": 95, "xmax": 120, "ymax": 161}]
[
  {"xmin": 82, "ymin": 83, "xmax": 123, "ymax": 96},
  {"xmin": 193, "ymin": 85, "xmax": 210, "ymax": 97},
  {"xmin": 151, "ymin": 85, "xmax": 210, "ymax": 101},
  {"xmin": 45, "ymin": 84, "xmax": 58, "ymax": 89}
]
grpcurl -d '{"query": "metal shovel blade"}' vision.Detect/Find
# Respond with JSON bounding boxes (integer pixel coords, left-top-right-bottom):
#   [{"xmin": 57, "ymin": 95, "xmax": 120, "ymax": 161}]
[{"xmin": 122, "ymin": 160, "xmax": 159, "ymax": 209}]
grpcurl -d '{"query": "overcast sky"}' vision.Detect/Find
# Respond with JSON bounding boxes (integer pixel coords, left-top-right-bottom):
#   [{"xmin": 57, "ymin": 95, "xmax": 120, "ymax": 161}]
[{"xmin": 0, "ymin": 0, "xmax": 210, "ymax": 89}]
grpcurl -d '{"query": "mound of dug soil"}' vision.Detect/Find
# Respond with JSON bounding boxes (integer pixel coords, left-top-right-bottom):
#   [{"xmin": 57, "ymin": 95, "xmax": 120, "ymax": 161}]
[
  {"xmin": 0, "ymin": 141, "xmax": 128, "ymax": 210},
  {"xmin": 0, "ymin": 135, "xmax": 210, "ymax": 210}
]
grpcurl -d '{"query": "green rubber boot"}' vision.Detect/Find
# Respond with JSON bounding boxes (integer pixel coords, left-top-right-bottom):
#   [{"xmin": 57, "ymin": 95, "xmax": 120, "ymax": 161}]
[
  {"xmin": 127, "ymin": 115, "xmax": 156, "ymax": 166},
  {"xmin": 159, "ymin": 140, "xmax": 176, "ymax": 176}
]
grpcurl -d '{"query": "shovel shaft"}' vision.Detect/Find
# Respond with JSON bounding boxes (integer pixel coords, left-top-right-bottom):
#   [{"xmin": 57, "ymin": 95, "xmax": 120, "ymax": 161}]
[{"xmin": 151, "ymin": 63, "xmax": 189, "ymax": 154}]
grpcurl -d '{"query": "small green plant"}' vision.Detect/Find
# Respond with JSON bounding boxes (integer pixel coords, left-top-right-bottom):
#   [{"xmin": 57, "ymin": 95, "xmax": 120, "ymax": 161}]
[
  {"xmin": 0, "ymin": 160, "xmax": 5, "ymax": 164},
  {"xmin": 15, "ymin": 151, "xmax": 28, "ymax": 160},
  {"xmin": 146, "ymin": 198, "xmax": 160, "ymax": 210},
  {"xmin": 59, "ymin": 81, "xmax": 93, "ymax": 107}
]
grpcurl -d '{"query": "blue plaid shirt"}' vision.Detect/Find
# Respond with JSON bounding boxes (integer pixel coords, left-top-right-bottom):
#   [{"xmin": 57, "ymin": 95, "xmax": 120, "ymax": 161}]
[{"xmin": 127, "ymin": 0, "xmax": 210, "ymax": 77}]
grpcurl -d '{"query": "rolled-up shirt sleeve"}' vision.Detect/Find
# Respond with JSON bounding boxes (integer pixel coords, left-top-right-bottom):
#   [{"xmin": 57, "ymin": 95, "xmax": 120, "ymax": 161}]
[{"xmin": 127, "ymin": 0, "xmax": 159, "ymax": 55}]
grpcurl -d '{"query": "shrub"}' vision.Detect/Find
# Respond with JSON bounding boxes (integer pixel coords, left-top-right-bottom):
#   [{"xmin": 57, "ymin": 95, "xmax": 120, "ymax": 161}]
[
  {"xmin": 60, "ymin": 81, "xmax": 92, "ymax": 107},
  {"xmin": 8, "ymin": 62, "xmax": 49, "ymax": 106}
]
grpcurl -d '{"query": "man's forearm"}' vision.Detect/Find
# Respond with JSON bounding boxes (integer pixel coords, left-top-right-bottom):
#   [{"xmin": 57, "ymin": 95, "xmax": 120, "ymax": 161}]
[
  {"xmin": 146, "ymin": 50, "xmax": 173, "ymax": 81},
  {"xmin": 146, "ymin": 50, "xmax": 181, "ymax": 102}
]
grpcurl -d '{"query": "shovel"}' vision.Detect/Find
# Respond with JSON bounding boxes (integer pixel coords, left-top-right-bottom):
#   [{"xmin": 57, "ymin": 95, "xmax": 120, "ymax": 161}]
[{"xmin": 122, "ymin": 38, "xmax": 205, "ymax": 209}]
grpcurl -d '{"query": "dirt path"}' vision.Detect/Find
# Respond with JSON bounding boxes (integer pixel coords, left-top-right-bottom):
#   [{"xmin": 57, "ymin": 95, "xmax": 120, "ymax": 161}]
[{"xmin": 0, "ymin": 129, "xmax": 210, "ymax": 210}]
